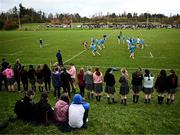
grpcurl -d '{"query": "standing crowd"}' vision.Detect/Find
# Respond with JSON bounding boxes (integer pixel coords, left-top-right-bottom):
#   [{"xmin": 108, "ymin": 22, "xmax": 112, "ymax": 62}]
[
  {"xmin": 0, "ymin": 57, "xmax": 178, "ymax": 105},
  {"xmin": 0, "ymin": 56, "xmax": 179, "ymax": 132}
]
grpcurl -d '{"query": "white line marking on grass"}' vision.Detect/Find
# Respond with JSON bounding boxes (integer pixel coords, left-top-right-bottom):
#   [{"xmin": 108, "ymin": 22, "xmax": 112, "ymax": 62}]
[
  {"xmin": 150, "ymin": 52, "xmax": 154, "ymax": 58},
  {"xmin": 0, "ymin": 36, "xmax": 32, "ymax": 43},
  {"xmin": 139, "ymin": 31, "xmax": 143, "ymax": 36},
  {"xmin": 63, "ymin": 49, "xmax": 87, "ymax": 64},
  {"xmin": 141, "ymin": 56, "xmax": 166, "ymax": 59},
  {"xmin": 0, "ymin": 51, "xmax": 23, "ymax": 56},
  {"xmin": 0, "ymin": 53, "xmax": 16, "ymax": 56}
]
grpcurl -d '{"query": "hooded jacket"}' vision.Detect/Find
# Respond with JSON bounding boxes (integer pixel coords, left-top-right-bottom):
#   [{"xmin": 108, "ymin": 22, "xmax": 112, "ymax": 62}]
[
  {"xmin": 68, "ymin": 94, "xmax": 89, "ymax": 128},
  {"xmin": 54, "ymin": 100, "xmax": 69, "ymax": 123}
]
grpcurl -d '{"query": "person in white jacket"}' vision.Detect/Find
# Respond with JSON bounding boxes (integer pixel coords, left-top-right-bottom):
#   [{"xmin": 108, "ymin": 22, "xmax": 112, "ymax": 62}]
[
  {"xmin": 143, "ymin": 69, "xmax": 154, "ymax": 104},
  {"xmin": 69, "ymin": 94, "xmax": 90, "ymax": 129}
]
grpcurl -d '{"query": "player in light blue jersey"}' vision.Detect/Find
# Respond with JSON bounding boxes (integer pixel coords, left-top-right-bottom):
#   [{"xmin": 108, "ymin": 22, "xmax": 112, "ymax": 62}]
[
  {"xmin": 126, "ymin": 38, "xmax": 131, "ymax": 49},
  {"xmin": 131, "ymin": 38, "xmax": 136, "ymax": 45},
  {"xmin": 136, "ymin": 37, "xmax": 140, "ymax": 44},
  {"xmin": 91, "ymin": 37, "xmax": 95, "ymax": 44},
  {"xmin": 90, "ymin": 43, "xmax": 101, "ymax": 56},
  {"xmin": 96, "ymin": 39, "xmax": 102, "ymax": 50},
  {"xmin": 141, "ymin": 39, "xmax": 145, "ymax": 49},
  {"xmin": 136, "ymin": 37, "xmax": 140, "ymax": 49},
  {"xmin": 129, "ymin": 45, "xmax": 136, "ymax": 59},
  {"xmin": 100, "ymin": 39, "xmax": 105, "ymax": 48}
]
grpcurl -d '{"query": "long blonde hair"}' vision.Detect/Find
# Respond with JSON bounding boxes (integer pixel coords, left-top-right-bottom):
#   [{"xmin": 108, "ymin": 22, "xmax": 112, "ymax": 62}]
[{"xmin": 121, "ymin": 68, "xmax": 128, "ymax": 80}]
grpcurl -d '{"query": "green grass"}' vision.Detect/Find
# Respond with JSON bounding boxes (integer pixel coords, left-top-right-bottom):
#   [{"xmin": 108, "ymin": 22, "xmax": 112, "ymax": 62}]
[{"xmin": 0, "ymin": 28, "xmax": 180, "ymax": 134}]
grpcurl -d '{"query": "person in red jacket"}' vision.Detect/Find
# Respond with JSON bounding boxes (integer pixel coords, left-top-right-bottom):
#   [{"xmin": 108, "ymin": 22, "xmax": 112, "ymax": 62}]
[
  {"xmin": 77, "ymin": 68, "xmax": 85, "ymax": 98},
  {"xmin": 166, "ymin": 70, "xmax": 178, "ymax": 104}
]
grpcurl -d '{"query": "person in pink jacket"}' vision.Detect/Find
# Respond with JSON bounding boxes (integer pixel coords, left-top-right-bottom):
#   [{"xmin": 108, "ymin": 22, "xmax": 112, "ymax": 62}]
[
  {"xmin": 54, "ymin": 93, "xmax": 71, "ymax": 132},
  {"xmin": 93, "ymin": 67, "xmax": 103, "ymax": 101},
  {"xmin": 69, "ymin": 63, "xmax": 76, "ymax": 94},
  {"xmin": 2, "ymin": 65, "xmax": 15, "ymax": 92}
]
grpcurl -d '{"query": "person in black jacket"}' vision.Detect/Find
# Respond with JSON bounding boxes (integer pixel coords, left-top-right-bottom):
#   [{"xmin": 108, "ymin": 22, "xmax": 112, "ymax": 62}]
[
  {"xmin": 166, "ymin": 70, "xmax": 178, "ymax": 104},
  {"xmin": 34, "ymin": 92, "xmax": 54, "ymax": 125},
  {"xmin": 104, "ymin": 68, "xmax": 117, "ymax": 104},
  {"xmin": 1, "ymin": 58, "xmax": 9, "ymax": 90},
  {"xmin": 131, "ymin": 67, "xmax": 143, "ymax": 103},
  {"xmin": 42, "ymin": 64, "xmax": 51, "ymax": 92},
  {"xmin": 14, "ymin": 59, "xmax": 22, "ymax": 92},
  {"xmin": 14, "ymin": 90, "xmax": 35, "ymax": 122},
  {"xmin": 60, "ymin": 67, "xmax": 71, "ymax": 98},
  {"xmin": 36, "ymin": 65, "xmax": 44, "ymax": 92},
  {"xmin": 155, "ymin": 70, "xmax": 168, "ymax": 104},
  {"xmin": 20, "ymin": 65, "xmax": 28, "ymax": 94},
  {"xmin": 28, "ymin": 65, "xmax": 36, "ymax": 91},
  {"xmin": 56, "ymin": 50, "xmax": 63, "ymax": 66}
]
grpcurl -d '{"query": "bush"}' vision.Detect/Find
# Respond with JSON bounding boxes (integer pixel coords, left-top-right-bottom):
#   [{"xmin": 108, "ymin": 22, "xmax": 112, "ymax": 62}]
[
  {"xmin": 0, "ymin": 20, "xmax": 4, "ymax": 30},
  {"xmin": 4, "ymin": 20, "xmax": 18, "ymax": 30}
]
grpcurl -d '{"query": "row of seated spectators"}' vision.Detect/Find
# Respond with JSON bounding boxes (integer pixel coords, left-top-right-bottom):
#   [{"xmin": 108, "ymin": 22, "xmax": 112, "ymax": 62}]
[{"xmin": 14, "ymin": 91, "xmax": 89, "ymax": 132}]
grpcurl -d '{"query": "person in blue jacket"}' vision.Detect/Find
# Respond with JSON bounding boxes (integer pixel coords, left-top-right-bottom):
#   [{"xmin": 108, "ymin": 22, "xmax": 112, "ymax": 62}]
[{"xmin": 69, "ymin": 94, "xmax": 90, "ymax": 129}]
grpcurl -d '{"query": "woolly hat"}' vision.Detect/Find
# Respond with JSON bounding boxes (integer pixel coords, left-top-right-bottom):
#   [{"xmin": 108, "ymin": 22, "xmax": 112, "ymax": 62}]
[{"xmin": 73, "ymin": 94, "xmax": 83, "ymax": 104}]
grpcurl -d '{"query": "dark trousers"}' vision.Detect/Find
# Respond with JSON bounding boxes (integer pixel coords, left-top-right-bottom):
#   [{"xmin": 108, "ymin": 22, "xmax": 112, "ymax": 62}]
[
  {"xmin": 83, "ymin": 109, "xmax": 89, "ymax": 126},
  {"xmin": 57, "ymin": 121, "xmax": 71, "ymax": 132},
  {"xmin": 0, "ymin": 77, "xmax": 2, "ymax": 91},
  {"xmin": 54, "ymin": 86, "xmax": 60, "ymax": 98},
  {"xmin": 58, "ymin": 60, "xmax": 63, "ymax": 66},
  {"xmin": 29, "ymin": 79, "xmax": 36, "ymax": 91},
  {"xmin": 44, "ymin": 79, "xmax": 51, "ymax": 91},
  {"xmin": 22, "ymin": 81, "xmax": 28, "ymax": 92},
  {"xmin": 79, "ymin": 85, "xmax": 85, "ymax": 97},
  {"xmin": 15, "ymin": 77, "xmax": 21, "ymax": 91},
  {"xmin": 62, "ymin": 85, "xmax": 71, "ymax": 98},
  {"xmin": 1, "ymin": 75, "xmax": 8, "ymax": 90}
]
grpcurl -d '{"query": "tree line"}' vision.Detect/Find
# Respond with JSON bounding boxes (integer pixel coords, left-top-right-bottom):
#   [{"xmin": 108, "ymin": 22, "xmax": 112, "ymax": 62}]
[{"xmin": 0, "ymin": 4, "xmax": 180, "ymax": 30}]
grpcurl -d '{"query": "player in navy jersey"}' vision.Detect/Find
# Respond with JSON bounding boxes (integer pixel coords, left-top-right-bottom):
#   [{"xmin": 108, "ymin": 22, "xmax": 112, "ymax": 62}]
[
  {"xmin": 118, "ymin": 35, "xmax": 121, "ymax": 44},
  {"xmin": 39, "ymin": 38, "xmax": 43, "ymax": 48}
]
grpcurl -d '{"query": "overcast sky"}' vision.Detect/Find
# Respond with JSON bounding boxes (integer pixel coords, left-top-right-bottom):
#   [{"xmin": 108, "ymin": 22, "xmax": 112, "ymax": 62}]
[{"xmin": 0, "ymin": 0, "xmax": 179, "ymax": 17}]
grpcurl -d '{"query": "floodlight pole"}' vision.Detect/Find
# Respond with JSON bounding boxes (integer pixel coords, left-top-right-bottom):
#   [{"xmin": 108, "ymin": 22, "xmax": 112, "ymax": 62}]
[
  {"xmin": 146, "ymin": 11, "xmax": 149, "ymax": 27},
  {"xmin": 18, "ymin": 10, "xmax": 21, "ymax": 29},
  {"xmin": 71, "ymin": 14, "xmax": 73, "ymax": 28},
  {"xmin": 107, "ymin": 12, "xmax": 109, "ymax": 28}
]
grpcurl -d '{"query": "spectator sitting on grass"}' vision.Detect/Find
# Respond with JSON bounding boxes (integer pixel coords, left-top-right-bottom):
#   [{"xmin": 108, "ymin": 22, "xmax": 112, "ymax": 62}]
[
  {"xmin": 34, "ymin": 92, "xmax": 54, "ymax": 125},
  {"xmin": 54, "ymin": 93, "xmax": 71, "ymax": 132},
  {"xmin": 69, "ymin": 94, "xmax": 90, "ymax": 129},
  {"xmin": 14, "ymin": 90, "xmax": 35, "ymax": 122}
]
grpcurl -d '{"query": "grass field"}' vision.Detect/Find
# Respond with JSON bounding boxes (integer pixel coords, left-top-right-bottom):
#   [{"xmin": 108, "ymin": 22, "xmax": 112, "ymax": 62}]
[{"xmin": 0, "ymin": 28, "xmax": 180, "ymax": 134}]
